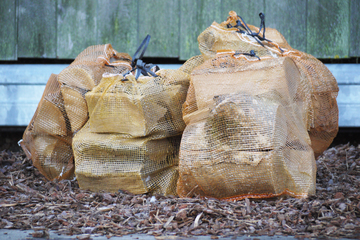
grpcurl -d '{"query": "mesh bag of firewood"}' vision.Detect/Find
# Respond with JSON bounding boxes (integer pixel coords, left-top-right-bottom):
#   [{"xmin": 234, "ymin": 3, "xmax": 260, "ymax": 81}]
[
  {"xmin": 58, "ymin": 44, "xmax": 132, "ymax": 133},
  {"xmin": 19, "ymin": 44, "xmax": 131, "ymax": 181},
  {"xmin": 177, "ymin": 51, "xmax": 316, "ymax": 200},
  {"xmin": 85, "ymin": 70, "xmax": 190, "ymax": 138},
  {"xmin": 197, "ymin": 11, "xmax": 339, "ymax": 157},
  {"xmin": 72, "ymin": 36, "xmax": 204, "ymax": 195},
  {"xmin": 73, "ymin": 122, "xmax": 181, "ymax": 195}
]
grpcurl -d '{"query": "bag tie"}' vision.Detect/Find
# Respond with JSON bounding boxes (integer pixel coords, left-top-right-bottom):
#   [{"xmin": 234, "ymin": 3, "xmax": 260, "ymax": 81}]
[
  {"xmin": 228, "ymin": 13, "xmax": 284, "ymax": 53},
  {"xmin": 122, "ymin": 35, "xmax": 159, "ymax": 81},
  {"xmin": 234, "ymin": 50, "xmax": 261, "ymax": 60}
]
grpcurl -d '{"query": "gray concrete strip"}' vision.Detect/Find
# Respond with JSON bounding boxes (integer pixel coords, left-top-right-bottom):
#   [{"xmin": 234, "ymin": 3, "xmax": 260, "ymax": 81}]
[{"xmin": 0, "ymin": 229, "xmax": 312, "ymax": 240}]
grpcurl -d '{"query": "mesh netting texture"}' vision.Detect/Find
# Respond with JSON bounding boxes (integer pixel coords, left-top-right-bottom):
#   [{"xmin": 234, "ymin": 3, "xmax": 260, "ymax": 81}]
[
  {"xmin": 177, "ymin": 11, "xmax": 338, "ymax": 200},
  {"xmin": 20, "ymin": 11, "xmax": 338, "ymax": 200},
  {"xmin": 20, "ymin": 44, "xmax": 132, "ymax": 181},
  {"xmin": 197, "ymin": 11, "xmax": 339, "ymax": 157},
  {"xmin": 72, "ymin": 55, "xmax": 204, "ymax": 195}
]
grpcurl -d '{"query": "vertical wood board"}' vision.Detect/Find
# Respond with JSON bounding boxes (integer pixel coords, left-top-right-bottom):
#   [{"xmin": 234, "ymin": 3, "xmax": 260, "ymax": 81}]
[
  {"xmin": 138, "ymin": 0, "xmax": 180, "ymax": 57},
  {"xmin": 0, "ymin": 0, "xmax": 17, "ymax": 60},
  {"xmin": 17, "ymin": 0, "xmax": 57, "ymax": 58},
  {"xmin": 97, "ymin": 0, "xmax": 138, "ymax": 55},
  {"xmin": 179, "ymin": 0, "xmax": 222, "ymax": 60},
  {"xmin": 265, "ymin": 0, "xmax": 307, "ymax": 52},
  {"xmin": 57, "ymin": 0, "xmax": 98, "ymax": 58},
  {"xmin": 350, "ymin": 0, "xmax": 360, "ymax": 57},
  {"xmin": 221, "ymin": 0, "xmax": 265, "ymax": 27},
  {"xmin": 307, "ymin": 0, "xmax": 350, "ymax": 58}
]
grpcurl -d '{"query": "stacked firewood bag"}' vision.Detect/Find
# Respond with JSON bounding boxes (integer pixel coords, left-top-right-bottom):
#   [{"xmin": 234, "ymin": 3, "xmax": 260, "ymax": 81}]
[
  {"xmin": 72, "ymin": 50, "xmax": 204, "ymax": 195},
  {"xmin": 72, "ymin": 68, "xmax": 187, "ymax": 195},
  {"xmin": 20, "ymin": 44, "xmax": 132, "ymax": 180},
  {"xmin": 21, "ymin": 12, "xmax": 338, "ymax": 200},
  {"xmin": 176, "ymin": 11, "xmax": 339, "ymax": 200}
]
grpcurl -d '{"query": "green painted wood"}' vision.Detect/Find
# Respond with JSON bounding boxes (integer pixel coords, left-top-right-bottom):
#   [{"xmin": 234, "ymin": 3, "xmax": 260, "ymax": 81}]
[
  {"xmin": 350, "ymin": 0, "xmax": 360, "ymax": 57},
  {"xmin": 221, "ymin": 0, "xmax": 265, "ymax": 27},
  {"xmin": 0, "ymin": 0, "xmax": 17, "ymax": 60},
  {"xmin": 265, "ymin": 0, "xmax": 306, "ymax": 52},
  {"xmin": 57, "ymin": 0, "xmax": 98, "ymax": 59},
  {"xmin": 97, "ymin": 0, "xmax": 138, "ymax": 55},
  {"xmin": 17, "ymin": 0, "xmax": 57, "ymax": 58},
  {"xmin": 307, "ymin": 0, "xmax": 350, "ymax": 58},
  {"xmin": 138, "ymin": 0, "xmax": 180, "ymax": 58},
  {"xmin": 179, "ymin": 0, "xmax": 222, "ymax": 60}
]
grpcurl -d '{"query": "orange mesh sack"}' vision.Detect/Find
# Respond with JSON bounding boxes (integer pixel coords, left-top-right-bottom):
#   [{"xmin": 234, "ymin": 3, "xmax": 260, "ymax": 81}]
[
  {"xmin": 197, "ymin": 11, "xmax": 339, "ymax": 157},
  {"xmin": 20, "ymin": 44, "xmax": 132, "ymax": 181},
  {"xmin": 178, "ymin": 55, "xmax": 205, "ymax": 74},
  {"xmin": 20, "ymin": 74, "xmax": 74, "ymax": 180},
  {"xmin": 177, "ymin": 51, "xmax": 316, "ymax": 200}
]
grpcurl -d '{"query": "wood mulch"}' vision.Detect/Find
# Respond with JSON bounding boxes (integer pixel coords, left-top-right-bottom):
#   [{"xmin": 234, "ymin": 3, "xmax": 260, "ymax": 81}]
[{"xmin": 0, "ymin": 143, "xmax": 359, "ymax": 239}]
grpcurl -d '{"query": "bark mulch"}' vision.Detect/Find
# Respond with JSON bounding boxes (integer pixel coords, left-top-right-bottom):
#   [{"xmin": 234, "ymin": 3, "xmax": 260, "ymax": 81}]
[{"xmin": 0, "ymin": 143, "xmax": 359, "ymax": 239}]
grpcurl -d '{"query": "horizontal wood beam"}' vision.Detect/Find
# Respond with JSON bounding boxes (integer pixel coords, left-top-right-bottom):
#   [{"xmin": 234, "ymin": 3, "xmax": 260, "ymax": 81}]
[{"xmin": 0, "ymin": 64, "xmax": 359, "ymax": 127}]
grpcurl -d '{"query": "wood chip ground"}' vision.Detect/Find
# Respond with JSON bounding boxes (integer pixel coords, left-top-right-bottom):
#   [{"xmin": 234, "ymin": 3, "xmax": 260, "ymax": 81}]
[{"xmin": 0, "ymin": 142, "xmax": 359, "ymax": 239}]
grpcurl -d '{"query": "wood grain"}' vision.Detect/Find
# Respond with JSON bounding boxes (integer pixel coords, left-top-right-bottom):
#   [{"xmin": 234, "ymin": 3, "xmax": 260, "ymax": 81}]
[
  {"xmin": 18, "ymin": 0, "xmax": 57, "ymax": 58},
  {"xmin": 97, "ymin": 0, "xmax": 138, "ymax": 55},
  {"xmin": 350, "ymin": 0, "xmax": 360, "ymax": 57},
  {"xmin": 0, "ymin": 0, "xmax": 17, "ymax": 60},
  {"xmin": 307, "ymin": 0, "xmax": 350, "ymax": 58},
  {"xmin": 57, "ymin": 0, "xmax": 98, "ymax": 58},
  {"xmin": 265, "ymin": 0, "xmax": 307, "ymax": 52},
  {"xmin": 179, "ymin": 0, "xmax": 222, "ymax": 60},
  {"xmin": 138, "ymin": 0, "xmax": 180, "ymax": 57}
]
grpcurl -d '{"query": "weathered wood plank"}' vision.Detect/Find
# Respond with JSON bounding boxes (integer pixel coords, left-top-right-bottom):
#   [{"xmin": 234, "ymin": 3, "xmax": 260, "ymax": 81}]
[
  {"xmin": 221, "ymin": 0, "xmax": 265, "ymax": 27},
  {"xmin": 350, "ymin": 0, "xmax": 360, "ymax": 57},
  {"xmin": 0, "ymin": 64, "xmax": 178, "ymax": 85},
  {"xmin": 338, "ymin": 104, "xmax": 360, "ymax": 127},
  {"xmin": 97, "ymin": 0, "xmax": 138, "ymax": 55},
  {"xmin": 0, "ymin": 0, "xmax": 17, "ymax": 60},
  {"xmin": 0, "ymin": 85, "xmax": 45, "ymax": 126},
  {"xmin": 0, "ymin": 63, "xmax": 358, "ymax": 127},
  {"xmin": 1, "ymin": 84, "xmax": 356, "ymax": 127},
  {"xmin": 337, "ymin": 85, "xmax": 360, "ymax": 105},
  {"xmin": 17, "ymin": 0, "xmax": 57, "ymax": 58},
  {"xmin": 57, "ymin": 0, "xmax": 98, "ymax": 58},
  {"xmin": 265, "ymin": 0, "xmax": 306, "ymax": 52},
  {"xmin": 179, "ymin": 0, "xmax": 222, "ymax": 60},
  {"xmin": 325, "ymin": 64, "xmax": 360, "ymax": 85},
  {"xmin": 307, "ymin": 0, "xmax": 350, "ymax": 58},
  {"xmin": 0, "ymin": 64, "xmax": 66, "ymax": 84},
  {"xmin": 138, "ymin": 0, "xmax": 180, "ymax": 58}
]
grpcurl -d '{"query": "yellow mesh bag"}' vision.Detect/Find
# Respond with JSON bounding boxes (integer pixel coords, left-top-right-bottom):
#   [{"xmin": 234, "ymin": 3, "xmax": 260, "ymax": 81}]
[
  {"xmin": 73, "ymin": 122, "xmax": 181, "ymax": 195},
  {"xmin": 20, "ymin": 44, "xmax": 132, "ymax": 180},
  {"xmin": 177, "ymin": 51, "xmax": 316, "ymax": 200},
  {"xmin": 58, "ymin": 44, "xmax": 132, "ymax": 133},
  {"xmin": 86, "ymin": 69, "xmax": 190, "ymax": 138},
  {"xmin": 197, "ymin": 11, "xmax": 339, "ymax": 157}
]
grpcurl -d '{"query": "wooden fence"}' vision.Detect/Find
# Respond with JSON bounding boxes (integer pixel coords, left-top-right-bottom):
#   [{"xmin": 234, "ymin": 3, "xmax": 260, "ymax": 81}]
[
  {"xmin": 1, "ymin": 0, "xmax": 359, "ymax": 61},
  {"xmin": 0, "ymin": 0, "xmax": 359, "ymax": 127}
]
